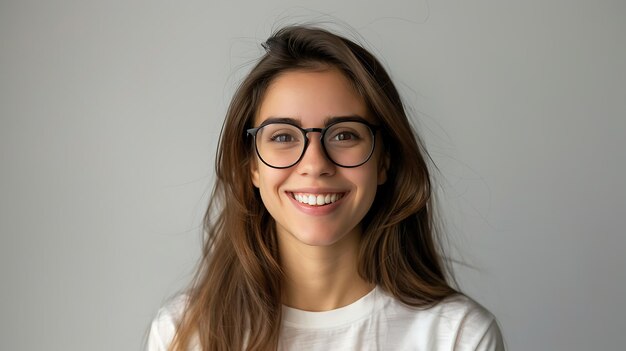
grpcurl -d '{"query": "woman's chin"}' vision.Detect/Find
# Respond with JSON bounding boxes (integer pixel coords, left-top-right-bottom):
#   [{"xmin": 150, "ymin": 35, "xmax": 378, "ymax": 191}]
[{"xmin": 278, "ymin": 225, "xmax": 359, "ymax": 248}]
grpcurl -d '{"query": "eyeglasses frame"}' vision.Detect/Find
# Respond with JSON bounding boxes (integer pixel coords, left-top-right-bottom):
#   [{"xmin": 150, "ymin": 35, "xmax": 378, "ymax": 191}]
[{"xmin": 246, "ymin": 117, "xmax": 380, "ymax": 169}]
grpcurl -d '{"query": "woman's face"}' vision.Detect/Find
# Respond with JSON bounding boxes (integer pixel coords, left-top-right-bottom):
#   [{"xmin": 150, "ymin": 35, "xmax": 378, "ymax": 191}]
[{"xmin": 250, "ymin": 68, "xmax": 388, "ymax": 248}]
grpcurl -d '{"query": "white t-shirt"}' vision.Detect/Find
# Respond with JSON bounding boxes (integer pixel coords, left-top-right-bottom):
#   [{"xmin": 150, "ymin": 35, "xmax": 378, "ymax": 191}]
[{"xmin": 147, "ymin": 286, "xmax": 504, "ymax": 350}]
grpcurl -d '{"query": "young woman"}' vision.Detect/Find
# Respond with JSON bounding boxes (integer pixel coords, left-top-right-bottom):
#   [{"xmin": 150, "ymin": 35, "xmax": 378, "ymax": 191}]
[{"xmin": 148, "ymin": 25, "xmax": 504, "ymax": 350}]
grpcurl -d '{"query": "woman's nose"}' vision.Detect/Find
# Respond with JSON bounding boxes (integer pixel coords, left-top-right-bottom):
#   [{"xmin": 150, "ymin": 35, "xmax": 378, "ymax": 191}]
[{"xmin": 295, "ymin": 135, "xmax": 336, "ymax": 177}]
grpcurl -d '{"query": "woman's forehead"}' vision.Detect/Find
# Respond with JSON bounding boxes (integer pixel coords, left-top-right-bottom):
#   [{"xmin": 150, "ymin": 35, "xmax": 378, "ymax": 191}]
[{"xmin": 254, "ymin": 69, "xmax": 374, "ymax": 127}]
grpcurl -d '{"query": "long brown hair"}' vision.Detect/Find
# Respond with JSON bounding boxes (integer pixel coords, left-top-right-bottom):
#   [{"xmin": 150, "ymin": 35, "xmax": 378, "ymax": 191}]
[{"xmin": 170, "ymin": 25, "xmax": 457, "ymax": 351}]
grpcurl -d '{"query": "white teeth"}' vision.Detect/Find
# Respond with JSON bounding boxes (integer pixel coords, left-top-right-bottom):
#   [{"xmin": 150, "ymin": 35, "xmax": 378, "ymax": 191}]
[
  {"xmin": 316, "ymin": 195, "xmax": 324, "ymax": 205},
  {"xmin": 292, "ymin": 192, "xmax": 344, "ymax": 206}
]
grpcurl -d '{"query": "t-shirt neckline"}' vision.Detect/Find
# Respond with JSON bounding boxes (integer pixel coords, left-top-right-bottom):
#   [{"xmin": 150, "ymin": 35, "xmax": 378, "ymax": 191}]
[{"xmin": 281, "ymin": 286, "xmax": 383, "ymax": 329}]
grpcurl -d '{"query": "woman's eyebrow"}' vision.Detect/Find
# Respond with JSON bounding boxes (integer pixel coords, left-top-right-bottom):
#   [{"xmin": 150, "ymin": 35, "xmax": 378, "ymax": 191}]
[
  {"xmin": 258, "ymin": 117, "xmax": 301, "ymax": 127},
  {"xmin": 325, "ymin": 115, "xmax": 369, "ymax": 125},
  {"xmin": 257, "ymin": 115, "xmax": 369, "ymax": 128}
]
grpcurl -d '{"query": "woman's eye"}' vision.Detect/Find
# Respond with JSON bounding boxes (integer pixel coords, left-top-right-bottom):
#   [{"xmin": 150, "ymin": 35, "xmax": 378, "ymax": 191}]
[
  {"xmin": 331, "ymin": 132, "xmax": 359, "ymax": 141},
  {"xmin": 270, "ymin": 134, "xmax": 297, "ymax": 143}
]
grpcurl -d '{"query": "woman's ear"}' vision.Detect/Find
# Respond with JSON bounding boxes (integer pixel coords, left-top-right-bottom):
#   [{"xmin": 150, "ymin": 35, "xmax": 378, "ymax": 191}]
[{"xmin": 250, "ymin": 158, "xmax": 260, "ymax": 188}]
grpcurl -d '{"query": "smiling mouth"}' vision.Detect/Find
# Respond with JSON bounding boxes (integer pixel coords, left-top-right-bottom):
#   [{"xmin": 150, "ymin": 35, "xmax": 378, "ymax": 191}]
[{"xmin": 289, "ymin": 192, "xmax": 345, "ymax": 206}]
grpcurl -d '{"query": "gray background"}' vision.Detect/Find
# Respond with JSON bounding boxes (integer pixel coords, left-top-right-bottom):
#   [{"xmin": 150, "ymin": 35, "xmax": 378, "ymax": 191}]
[{"xmin": 1, "ymin": 1, "xmax": 624, "ymax": 350}]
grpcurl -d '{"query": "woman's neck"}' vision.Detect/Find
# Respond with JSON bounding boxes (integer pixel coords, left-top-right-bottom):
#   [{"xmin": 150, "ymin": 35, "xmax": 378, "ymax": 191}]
[{"xmin": 278, "ymin": 226, "xmax": 375, "ymax": 312}]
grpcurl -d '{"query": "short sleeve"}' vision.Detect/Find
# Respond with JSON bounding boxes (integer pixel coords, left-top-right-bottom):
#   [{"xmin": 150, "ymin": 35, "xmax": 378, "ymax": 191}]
[
  {"xmin": 146, "ymin": 308, "xmax": 176, "ymax": 351},
  {"xmin": 146, "ymin": 295, "xmax": 188, "ymax": 351},
  {"xmin": 443, "ymin": 295, "xmax": 505, "ymax": 351},
  {"xmin": 474, "ymin": 319, "xmax": 505, "ymax": 351}
]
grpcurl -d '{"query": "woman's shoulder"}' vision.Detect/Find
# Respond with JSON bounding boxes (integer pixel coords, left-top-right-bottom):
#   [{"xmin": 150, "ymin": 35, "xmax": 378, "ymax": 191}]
[
  {"xmin": 433, "ymin": 294, "xmax": 504, "ymax": 350},
  {"xmin": 146, "ymin": 294, "xmax": 189, "ymax": 351},
  {"xmin": 431, "ymin": 293, "xmax": 497, "ymax": 324},
  {"xmin": 379, "ymin": 290, "xmax": 505, "ymax": 350},
  {"xmin": 382, "ymin": 289, "xmax": 494, "ymax": 320}
]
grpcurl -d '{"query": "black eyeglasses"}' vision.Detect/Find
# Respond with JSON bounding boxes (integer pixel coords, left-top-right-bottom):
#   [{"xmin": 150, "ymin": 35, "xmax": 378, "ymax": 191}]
[{"xmin": 247, "ymin": 118, "xmax": 379, "ymax": 169}]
